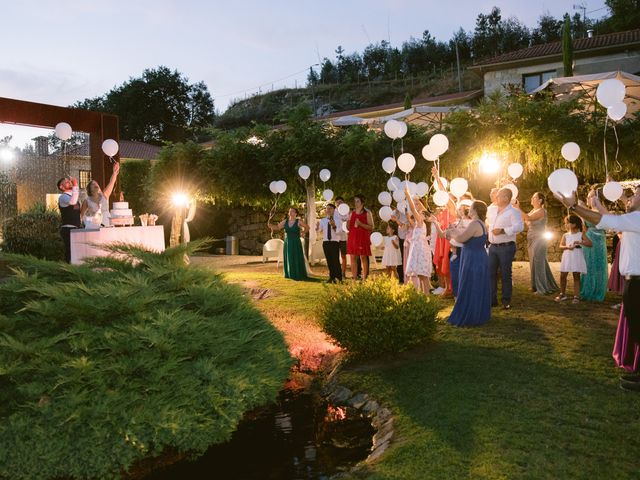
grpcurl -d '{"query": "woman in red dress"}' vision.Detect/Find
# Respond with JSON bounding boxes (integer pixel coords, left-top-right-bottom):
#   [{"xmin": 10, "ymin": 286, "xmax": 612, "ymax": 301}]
[{"xmin": 347, "ymin": 194, "xmax": 374, "ymax": 280}]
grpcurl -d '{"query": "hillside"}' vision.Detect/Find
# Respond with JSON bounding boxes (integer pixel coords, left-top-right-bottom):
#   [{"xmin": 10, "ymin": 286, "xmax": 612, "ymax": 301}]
[{"xmin": 215, "ymin": 69, "xmax": 482, "ymax": 129}]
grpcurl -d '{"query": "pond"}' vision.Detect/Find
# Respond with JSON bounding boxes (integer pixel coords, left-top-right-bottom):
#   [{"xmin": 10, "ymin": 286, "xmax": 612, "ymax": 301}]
[{"xmin": 145, "ymin": 387, "xmax": 374, "ymax": 479}]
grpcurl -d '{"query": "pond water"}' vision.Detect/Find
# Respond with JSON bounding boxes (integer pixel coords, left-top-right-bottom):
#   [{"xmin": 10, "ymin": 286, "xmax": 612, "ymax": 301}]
[{"xmin": 145, "ymin": 388, "xmax": 374, "ymax": 480}]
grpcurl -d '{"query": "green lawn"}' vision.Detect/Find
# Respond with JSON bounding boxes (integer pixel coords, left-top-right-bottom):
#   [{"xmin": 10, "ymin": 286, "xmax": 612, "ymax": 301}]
[{"xmin": 195, "ymin": 257, "xmax": 640, "ymax": 479}]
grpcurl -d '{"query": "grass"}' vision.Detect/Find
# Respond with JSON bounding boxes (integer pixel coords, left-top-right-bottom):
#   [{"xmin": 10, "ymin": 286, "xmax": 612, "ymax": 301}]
[{"xmin": 196, "ymin": 256, "xmax": 640, "ymax": 480}]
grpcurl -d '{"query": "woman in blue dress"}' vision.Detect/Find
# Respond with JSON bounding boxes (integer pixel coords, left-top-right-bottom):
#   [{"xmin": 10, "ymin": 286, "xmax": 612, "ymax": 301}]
[{"xmin": 432, "ymin": 200, "xmax": 491, "ymax": 327}]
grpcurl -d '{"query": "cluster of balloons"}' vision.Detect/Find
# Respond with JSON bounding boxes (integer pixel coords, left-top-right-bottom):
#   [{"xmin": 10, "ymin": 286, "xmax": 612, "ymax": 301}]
[
  {"xmin": 422, "ymin": 133, "xmax": 449, "ymax": 161},
  {"xmin": 596, "ymin": 78, "xmax": 627, "ymax": 121},
  {"xmin": 269, "ymin": 180, "xmax": 287, "ymax": 194},
  {"xmin": 383, "ymin": 119, "xmax": 408, "ymax": 140}
]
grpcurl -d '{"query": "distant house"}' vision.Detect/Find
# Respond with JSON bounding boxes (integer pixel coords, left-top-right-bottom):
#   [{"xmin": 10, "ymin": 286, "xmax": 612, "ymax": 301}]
[
  {"xmin": 469, "ymin": 29, "xmax": 640, "ymax": 95},
  {"xmin": 6, "ymin": 138, "xmax": 161, "ymax": 212}
]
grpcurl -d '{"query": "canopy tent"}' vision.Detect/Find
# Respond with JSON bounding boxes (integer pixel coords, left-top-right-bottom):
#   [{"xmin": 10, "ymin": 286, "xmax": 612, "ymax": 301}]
[
  {"xmin": 530, "ymin": 71, "xmax": 640, "ymax": 118},
  {"xmin": 329, "ymin": 105, "xmax": 470, "ymax": 129}
]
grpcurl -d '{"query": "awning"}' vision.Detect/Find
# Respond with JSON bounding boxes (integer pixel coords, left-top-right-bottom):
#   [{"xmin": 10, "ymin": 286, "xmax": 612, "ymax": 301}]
[
  {"xmin": 530, "ymin": 70, "xmax": 640, "ymax": 118},
  {"xmin": 328, "ymin": 105, "xmax": 470, "ymax": 128}
]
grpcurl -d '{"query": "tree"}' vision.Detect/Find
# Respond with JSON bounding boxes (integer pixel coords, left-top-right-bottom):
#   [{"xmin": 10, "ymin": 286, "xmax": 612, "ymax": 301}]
[
  {"xmin": 604, "ymin": 0, "xmax": 640, "ymax": 32},
  {"xmin": 562, "ymin": 15, "xmax": 574, "ymax": 77},
  {"xmin": 404, "ymin": 93, "xmax": 412, "ymax": 110},
  {"xmin": 531, "ymin": 13, "xmax": 563, "ymax": 44},
  {"xmin": 74, "ymin": 67, "xmax": 215, "ymax": 145}
]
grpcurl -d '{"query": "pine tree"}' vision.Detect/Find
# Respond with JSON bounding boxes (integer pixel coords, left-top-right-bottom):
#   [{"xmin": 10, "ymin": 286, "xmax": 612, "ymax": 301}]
[{"xmin": 562, "ymin": 14, "xmax": 574, "ymax": 77}]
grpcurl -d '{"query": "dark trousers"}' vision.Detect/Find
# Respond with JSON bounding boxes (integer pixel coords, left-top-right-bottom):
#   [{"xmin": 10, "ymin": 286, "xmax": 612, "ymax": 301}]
[
  {"xmin": 60, "ymin": 226, "xmax": 75, "ymax": 263},
  {"xmin": 489, "ymin": 242, "xmax": 516, "ymax": 305},
  {"xmin": 323, "ymin": 241, "xmax": 342, "ymax": 282},
  {"xmin": 623, "ymin": 278, "xmax": 640, "ymax": 348},
  {"xmin": 397, "ymin": 238, "xmax": 405, "ymax": 283}
]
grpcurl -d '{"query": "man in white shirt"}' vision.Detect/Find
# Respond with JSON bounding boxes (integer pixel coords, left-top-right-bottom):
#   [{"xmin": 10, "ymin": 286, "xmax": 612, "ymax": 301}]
[
  {"xmin": 317, "ymin": 203, "xmax": 343, "ymax": 283},
  {"xmin": 391, "ymin": 207, "xmax": 408, "ymax": 282},
  {"xmin": 57, "ymin": 175, "xmax": 81, "ymax": 263},
  {"xmin": 556, "ymin": 185, "xmax": 640, "ymax": 391},
  {"xmin": 486, "ymin": 187, "xmax": 524, "ymax": 309}
]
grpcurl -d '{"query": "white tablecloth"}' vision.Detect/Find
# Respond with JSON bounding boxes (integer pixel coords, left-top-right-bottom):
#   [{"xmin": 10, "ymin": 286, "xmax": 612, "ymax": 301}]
[{"xmin": 70, "ymin": 226, "xmax": 165, "ymax": 264}]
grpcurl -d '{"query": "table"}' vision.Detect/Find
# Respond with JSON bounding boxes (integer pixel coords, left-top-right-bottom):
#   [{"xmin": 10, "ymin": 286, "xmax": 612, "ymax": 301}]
[{"xmin": 70, "ymin": 226, "xmax": 165, "ymax": 264}]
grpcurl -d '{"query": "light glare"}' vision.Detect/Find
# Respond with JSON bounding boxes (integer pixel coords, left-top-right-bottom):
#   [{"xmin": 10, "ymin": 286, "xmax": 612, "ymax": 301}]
[
  {"xmin": 0, "ymin": 147, "xmax": 15, "ymax": 163},
  {"xmin": 543, "ymin": 231, "xmax": 554, "ymax": 241},
  {"xmin": 171, "ymin": 192, "xmax": 189, "ymax": 208},
  {"xmin": 479, "ymin": 152, "xmax": 500, "ymax": 175}
]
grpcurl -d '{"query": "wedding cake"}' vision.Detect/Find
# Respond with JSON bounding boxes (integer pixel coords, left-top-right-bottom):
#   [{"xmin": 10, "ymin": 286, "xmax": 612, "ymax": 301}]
[{"xmin": 110, "ymin": 201, "xmax": 134, "ymax": 226}]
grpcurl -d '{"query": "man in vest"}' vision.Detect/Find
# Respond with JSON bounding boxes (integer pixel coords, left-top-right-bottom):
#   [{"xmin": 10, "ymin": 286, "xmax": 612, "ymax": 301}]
[{"xmin": 57, "ymin": 175, "xmax": 81, "ymax": 263}]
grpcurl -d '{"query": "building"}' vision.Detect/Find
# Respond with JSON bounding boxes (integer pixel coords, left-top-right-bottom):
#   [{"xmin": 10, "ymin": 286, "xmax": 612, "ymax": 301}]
[{"xmin": 469, "ymin": 29, "xmax": 640, "ymax": 95}]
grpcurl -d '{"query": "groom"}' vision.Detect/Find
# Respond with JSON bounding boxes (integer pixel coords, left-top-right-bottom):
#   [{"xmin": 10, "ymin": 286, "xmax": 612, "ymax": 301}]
[{"xmin": 56, "ymin": 175, "xmax": 81, "ymax": 263}]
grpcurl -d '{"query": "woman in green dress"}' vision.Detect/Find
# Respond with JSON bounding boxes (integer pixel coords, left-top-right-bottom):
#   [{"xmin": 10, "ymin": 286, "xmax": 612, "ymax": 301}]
[
  {"xmin": 270, "ymin": 207, "xmax": 308, "ymax": 280},
  {"xmin": 580, "ymin": 195, "xmax": 608, "ymax": 301}
]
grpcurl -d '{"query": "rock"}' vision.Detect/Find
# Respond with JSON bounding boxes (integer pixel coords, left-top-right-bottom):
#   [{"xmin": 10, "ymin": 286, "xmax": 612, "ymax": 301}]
[
  {"xmin": 349, "ymin": 393, "xmax": 369, "ymax": 409},
  {"xmin": 329, "ymin": 386, "xmax": 352, "ymax": 405},
  {"xmin": 362, "ymin": 400, "xmax": 379, "ymax": 414},
  {"xmin": 368, "ymin": 440, "xmax": 390, "ymax": 462}
]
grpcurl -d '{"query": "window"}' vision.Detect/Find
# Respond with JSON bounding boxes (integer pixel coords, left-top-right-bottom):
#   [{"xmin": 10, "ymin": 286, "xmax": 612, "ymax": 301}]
[
  {"xmin": 523, "ymin": 71, "xmax": 555, "ymax": 93},
  {"xmin": 78, "ymin": 169, "xmax": 92, "ymax": 188}
]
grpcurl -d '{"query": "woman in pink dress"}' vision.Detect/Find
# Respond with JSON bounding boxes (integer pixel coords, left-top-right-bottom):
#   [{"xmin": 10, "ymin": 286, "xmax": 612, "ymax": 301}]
[{"xmin": 347, "ymin": 194, "xmax": 374, "ymax": 280}]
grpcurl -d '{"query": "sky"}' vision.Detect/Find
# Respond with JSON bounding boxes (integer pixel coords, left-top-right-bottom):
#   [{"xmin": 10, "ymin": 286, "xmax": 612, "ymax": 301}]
[{"xmin": 0, "ymin": 0, "xmax": 608, "ymax": 150}]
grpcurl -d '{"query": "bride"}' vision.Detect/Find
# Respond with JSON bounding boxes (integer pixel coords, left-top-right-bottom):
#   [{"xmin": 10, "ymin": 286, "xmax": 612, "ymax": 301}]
[{"xmin": 80, "ymin": 162, "xmax": 120, "ymax": 228}]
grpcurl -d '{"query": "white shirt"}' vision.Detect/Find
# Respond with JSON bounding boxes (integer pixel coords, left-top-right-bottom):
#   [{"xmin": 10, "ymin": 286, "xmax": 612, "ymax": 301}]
[
  {"xmin": 596, "ymin": 211, "xmax": 640, "ymax": 276},
  {"xmin": 486, "ymin": 204, "xmax": 524, "ymax": 244},
  {"xmin": 393, "ymin": 209, "xmax": 408, "ymax": 240},
  {"xmin": 318, "ymin": 212, "xmax": 342, "ymax": 242},
  {"xmin": 450, "ymin": 218, "xmax": 471, "ymax": 247}
]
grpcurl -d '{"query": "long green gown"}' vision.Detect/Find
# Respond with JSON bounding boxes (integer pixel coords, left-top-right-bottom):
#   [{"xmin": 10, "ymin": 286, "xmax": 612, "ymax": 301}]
[
  {"xmin": 283, "ymin": 219, "xmax": 308, "ymax": 280},
  {"xmin": 580, "ymin": 221, "xmax": 608, "ymax": 301}
]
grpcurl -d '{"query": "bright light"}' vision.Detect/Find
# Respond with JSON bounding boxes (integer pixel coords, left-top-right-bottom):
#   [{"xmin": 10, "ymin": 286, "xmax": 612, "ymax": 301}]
[
  {"xmin": 0, "ymin": 147, "xmax": 15, "ymax": 163},
  {"xmin": 171, "ymin": 192, "xmax": 189, "ymax": 208},
  {"xmin": 543, "ymin": 230, "xmax": 554, "ymax": 241},
  {"xmin": 479, "ymin": 152, "xmax": 501, "ymax": 175},
  {"xmin": 245, "ymin": 136, "xmax": 265, "ymax": 146}
]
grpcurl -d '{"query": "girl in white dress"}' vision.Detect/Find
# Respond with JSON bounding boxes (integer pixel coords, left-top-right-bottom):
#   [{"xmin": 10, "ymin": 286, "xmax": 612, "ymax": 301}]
[
  {"xmin": 382, "ymin": 221, "xmax": 402, "ymax": 278},
  {"xmin": 556, "ymin": 214, "xmax": 592, "ymax": 303},
  {"xmin": 404, "ymin": 185, "xmax": 432, "ymax": 295}
]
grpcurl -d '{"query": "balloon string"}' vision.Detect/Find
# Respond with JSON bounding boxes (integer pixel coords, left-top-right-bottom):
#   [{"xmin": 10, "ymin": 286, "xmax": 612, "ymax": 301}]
[
  {"xmin": 612, "ymin": 123, "xmax": 622, "ymax": 174},
  {"xmin": 603, "ymin": 115, "xmax": 609, "ymax": 180},
  {"xmin": 267, "ymin": 193, "xmax": 280, "ymax": 239}
]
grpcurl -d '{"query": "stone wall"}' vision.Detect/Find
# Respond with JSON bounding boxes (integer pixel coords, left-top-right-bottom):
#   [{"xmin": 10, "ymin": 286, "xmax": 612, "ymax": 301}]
[{"xmin": 227, "ymin": 207, "xmax": 277, "ymax": 255}]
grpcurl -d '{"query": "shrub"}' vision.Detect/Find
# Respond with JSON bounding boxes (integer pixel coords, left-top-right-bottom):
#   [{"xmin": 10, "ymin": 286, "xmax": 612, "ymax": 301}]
[
  {"xmin": 0, "ymin": 241, "xmax": 292, "ymax": 479},
  {"xmin": 319, "ymin": 275, "xmax": 439, "ymax": 359},
  {"xmin": 1, "ymin": 203, "xmax": 64, "ymax": 261},
  {"xmin": 120, "ymin": 159, "xmax": 152, "ymax": 216}
]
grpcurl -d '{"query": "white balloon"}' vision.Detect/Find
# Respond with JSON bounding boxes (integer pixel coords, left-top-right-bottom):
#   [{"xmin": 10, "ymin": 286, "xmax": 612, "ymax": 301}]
[
  {"xmin": 416, "ymin": 182, "xmax": 429, "ymax": 197},
  {"xmin": 422, "ymin": 144, "xmax": 439, "ymax": 161},
  {"xmin": 503, "ymin": 183, "xmax": 519, "ymax": 200},
  {"xmin": 387, "ymin": 176, "xmax": 402, "ymax": 191},
  {"xmin": 407, "ymin": 181, "xmax": 418, "ymax": 197},
  {"xmin": 322, "ymin": 189, "xmax": 334, "ymax": 201},
  {"xmin": 298, "ymin": 165, "xmax": 311, "ymax": 180},
  {"xmin": 547, "ymin": 168, "xmax": 578, "ymax": 197},
  {"xmin": 319, "ymin": 168, "xmax": 331, "ymax": 182},
  {"xmin": 433, "ymin": 190, "xmax": 450, "ymax": 207},
  {"xmin": 608, "ymin": 101, "xmax": 627, "ymax": 121},
  {"xmin": 101, "ymin": 139, "xmax": 119, "ymax": 157},
  {"xmin": 596, "ymin": 78, "xmax": 626, "ymax": 108},
  {"xmin": 378, "ymin": 191, "xmax": 392, "ymax": 206},
  {"xmin": 434, "ymin": 177, "xmax": 448, "ymax": 192},
  {"xmin": 561, "ymin": 142, "xmax": 580, "ymax": 162},
  {"xmin": 276, "ymin": 180, "xmax": 287, "ymax": 194},
  {"xmin": 269, "ymin": 181, "xmax": 278, "ymax": 194},
  {"xmin": 603, "ymin": 181, "xmax": 623, "ymax": 202},
  {"xmin": 393, "ymin": 189, "xmax": 405, "ymax": 203},
  {"xmin": 397, "ymin": 121, "xmax": 408, "ymax": 138},
  {"xmin": 397, "ymin": 153, "xmax": 416, "ymax": 173},
  {"xmin": 381, "ymin": 156, "xmax": 396, "ymax": 174},
  {"xmin": 396, "ymin": 200, "xmax": 408, "ymax": 213},
  {"xmin": 507, "ymin": 163, "xmax": 524, "ymax": 179},
  {"xmin": 370, "ymin": 231, "xmax": 384, "ymax": 247},
  {"xmin": 337, "ymin": 203, "xmax": 350, "ymax": 216},
  {"xmin": 449, "ymin": 178, "xmax": 469, "ymax": 198},
  {"xmin": 342, "ymin": 221, "xmax": 349, "ymax": 233},
  {"xmin": 54, "ymin": 122, "xmax": 72, "ymax": 141},
  {"xmin": 430, "ymin": 133, "xmax": 449, "ymax": 156},
  {"xmin": 379, "ymin": 206, "xmax": 393, "ymax": 222},
  {"xmin": 384, "ymin": 120, "xmax": 400, "ymax": 139}
]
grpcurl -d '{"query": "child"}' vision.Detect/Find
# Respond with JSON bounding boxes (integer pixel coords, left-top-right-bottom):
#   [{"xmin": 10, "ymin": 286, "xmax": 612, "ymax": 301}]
[
  {"xmin": 556, "ymin": 215, "xmax": 592, "ymax": 304},
  {"xmin": 382, "ymin": 221, "xmax": 402, "ymax": 278}
]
